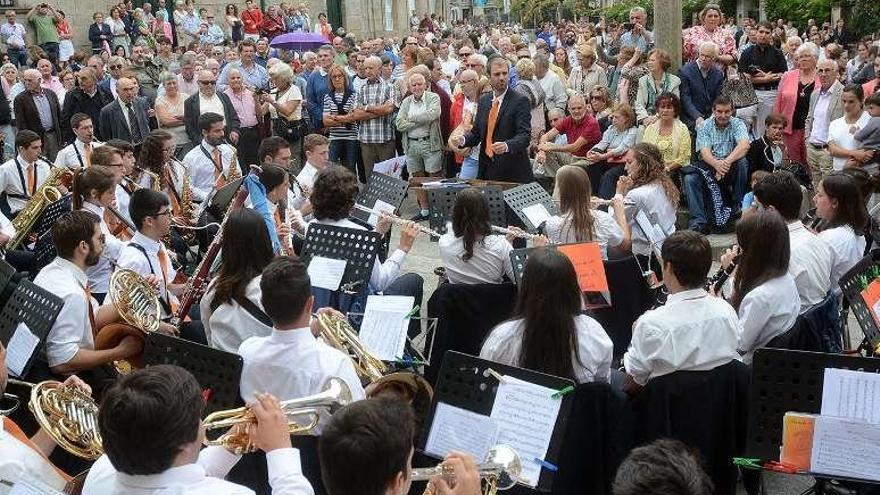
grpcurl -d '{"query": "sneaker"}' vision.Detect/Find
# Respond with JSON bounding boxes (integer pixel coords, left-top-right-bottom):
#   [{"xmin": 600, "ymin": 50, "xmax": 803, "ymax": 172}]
[{"xmin": 410, "ymin": 212, "xmax": 430, "ymax": 222}]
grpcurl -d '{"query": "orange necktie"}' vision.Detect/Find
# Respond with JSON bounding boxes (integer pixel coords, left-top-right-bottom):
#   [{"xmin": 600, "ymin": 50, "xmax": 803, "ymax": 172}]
[
  {"xmin": 212, "ymin": 148, "xmax": 226, "ymax": 188},
  {"xmin": 84, "ymin": 142, "xmax": 92, "ymax": 168},
  {"xmin": 25, "ymin": 163, "xmax": 35, "ymax": 194},
  {"xmin": 157, "ymin": 248, "xmax": 179, "ymax": 314},
  {"xmin": 485, "ymin": 97, "xmax": 500, "ymax": 158}
]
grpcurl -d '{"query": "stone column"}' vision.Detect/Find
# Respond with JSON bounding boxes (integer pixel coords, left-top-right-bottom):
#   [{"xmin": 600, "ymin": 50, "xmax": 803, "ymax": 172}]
[{"xmin": 654, "ymin": 0, "xmax": 682, "ymax": 71}]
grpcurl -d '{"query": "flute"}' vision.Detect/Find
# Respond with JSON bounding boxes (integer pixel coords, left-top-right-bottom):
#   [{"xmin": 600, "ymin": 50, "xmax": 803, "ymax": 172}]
[
  {"xmin": 589, "ymin": 196, "xmax": 637, "ymax": 207},
  {"xmin": 491, "ymin": 225, "xmax": 541, "ymax": 240},
  {"xmin": 352, "ymin": 204, "xmax": 442, "ymax": 238},
  {"xmin": 278, "ymin": 200, "xmax": 294, "ymax": 255}
]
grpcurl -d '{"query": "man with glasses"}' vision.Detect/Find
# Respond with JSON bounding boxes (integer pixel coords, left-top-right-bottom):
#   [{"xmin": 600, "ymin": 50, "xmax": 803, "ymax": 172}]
[
  {"xmin": 803, "ymin": 59, "xmax": 845, "ymax": 187},
  {"xmin": 183, "ymin": 70, "xmax": 241, "ymax": 146},
  {"xmin": 62, "ymin": 67, "xmax": 114, "ymax": 143},
  {"xmin": 1, "ymin": 10, "xmax": 27, "ymax": 68},
  {"xmin": 737, "ymin": 21, "xmax": 787, "ymax": 137},
  {"xmin": 679, "ymin": 41, "xmax": 725, "ymax": 131},
  {"xmin": 99, "ymin": 75, "xmax": 152, "ymax": 146},
  {"xmin": 182, "ymin": 112, "xmax": 237, "ymax": 201},
  {"xmin": 56, "ymin": 113, "xmax": 104, "ymax": 169},
  {"xmin": 98, "ymin": 56, "xmax": 128, "ymax": 99}
]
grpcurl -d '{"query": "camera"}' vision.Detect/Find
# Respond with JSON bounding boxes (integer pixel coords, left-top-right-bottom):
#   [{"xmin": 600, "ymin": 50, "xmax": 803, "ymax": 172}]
[
  {"xmin": 40, "ymin": 3, "xmax": 48, "ymax": 8},
  {"xmin": 623, "ymin": 22, "xmax": 635, "ymax": 31}
]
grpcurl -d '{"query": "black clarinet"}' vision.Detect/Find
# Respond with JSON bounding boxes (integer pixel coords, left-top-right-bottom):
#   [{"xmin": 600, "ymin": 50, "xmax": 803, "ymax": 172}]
[{"xmin": 706, "ymin": 253, "xmax": 741, "ymax": 293}]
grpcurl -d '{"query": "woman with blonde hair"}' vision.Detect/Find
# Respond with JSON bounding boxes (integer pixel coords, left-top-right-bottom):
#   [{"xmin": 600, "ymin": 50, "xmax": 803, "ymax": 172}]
[
  {"xmin": 587, "ymin": 103, "xmax": 639, "ymax": 199},
  {"xmin": 514, "ymin": 58, "xmax": 546, "ymax": 152},
  {"xmin": 634, "ymin": 48, "xmax": 681, "ymax": 126},
  {"xmin": 568, "ymin": 44, "xmax": 608, "ymax": 97}
]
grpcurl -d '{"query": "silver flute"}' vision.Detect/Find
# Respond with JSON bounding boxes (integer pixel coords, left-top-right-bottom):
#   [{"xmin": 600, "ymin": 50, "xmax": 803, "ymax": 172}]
[
  {"xmin": 352, "ymin": 204, "xmax": 442, "ymax": 238},
  {"xmin": 491, "ymin": 225, "xmax": 541, "ymax": 240}
]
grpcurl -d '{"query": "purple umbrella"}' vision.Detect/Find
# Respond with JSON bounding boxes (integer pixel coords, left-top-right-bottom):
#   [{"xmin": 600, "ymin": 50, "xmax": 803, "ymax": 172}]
[{"xmin": 269, "ymin": 32, "xmax": 329, "ymax": 51}]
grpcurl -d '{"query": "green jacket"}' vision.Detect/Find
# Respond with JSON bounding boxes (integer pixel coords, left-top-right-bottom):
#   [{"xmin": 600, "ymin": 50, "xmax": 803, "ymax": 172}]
[{"xmin": 395, "ymin": 90, "xmax": 443, "ymax": 154}]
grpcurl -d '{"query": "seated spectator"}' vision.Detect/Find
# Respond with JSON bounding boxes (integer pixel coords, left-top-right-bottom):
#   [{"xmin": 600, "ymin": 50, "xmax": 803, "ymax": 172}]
[
  {"xmin": 746, "ymin": 113, "xmax": 787, "ymax": 176},
  {"xmin": 641, "ymin": 92, "xmax": 692, "ymax": 175},
  {"xmin": 634, "ymin": 48, "xmax": 681, "ymax": 127},
  {"xmin": 536, "ymin": 94, "xmax": 602, "ymax": 177}
]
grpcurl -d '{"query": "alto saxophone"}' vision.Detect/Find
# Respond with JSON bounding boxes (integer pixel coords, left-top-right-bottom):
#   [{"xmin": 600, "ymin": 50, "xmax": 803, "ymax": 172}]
[
  {"xmin": 8, "ymin": 166, "xmax": 75, "ymax": 250},
  {"xmin": 226, "ymin": 146, "xmax": 242, "ymax": 184}
]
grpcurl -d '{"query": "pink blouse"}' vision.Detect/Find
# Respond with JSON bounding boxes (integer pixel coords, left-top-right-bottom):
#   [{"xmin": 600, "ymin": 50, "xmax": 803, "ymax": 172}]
[
  {"xmin": 683, "ymin": 25, "xmax": 736, "ymax": 62},
  {"xmin": 772, "ymin": 69, "xmax": 820, "ymax": 134}
]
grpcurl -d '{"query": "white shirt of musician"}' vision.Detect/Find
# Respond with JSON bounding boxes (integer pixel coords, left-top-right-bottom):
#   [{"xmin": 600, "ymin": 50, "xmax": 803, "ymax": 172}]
[
  {"xmin": 116, "ymin": 183, "xmax": 134, "ymax": 225},
  {"xmin": 438, "ymin": 229, "xmax": 514, "ymax": 285},
  {"xmin": 201, "ymin": 275, "xmax": 272, "ymax": 353},
  {"xmin": 0, "ymin": 155, "xmax": 53, "ymax": 213},
  {"xmin": 0, "ymin": 419, "xmax": 69, "ymax": 493},
  {"xmin": 544, "ymin": 210, "xmax": 624, "ymax": 259},
  {"xmin": 81, "ymin": 201, "xmax": 126, "ymax": 293},
  {"xmin": 32, "ymin": 257, "xmax": 98, "ymax": 367},
  {"xmin": 618, "ymin": 182, "xmax": 677, "ymax": 257},
  {"xmin": 182, "ymin": 140, "xmax": 236, "ymax": 202},
  {"xmin": 480, "ymin": 314, "xmax": 614, "ymax": 384},
  {"xmin": 238, "ymin": 327, "xmax": 366, "ymax": 432},
  {"xmin": 82, "ymin": 445, "xmax": 315, "ymax": 495},
  {"xmin": 54, "ymin": 139, "xmax": 104, "ymax": 169},
  {"xmin": 0, "ymin": 210, "xmax": 15, "ymax": 239},
  {"xmin": 737, "ymin": 274, "xmax": 801, "ymax": 365},
  {"xmin": 115, "ymin": 232, "xmax": 179, "ymax": 317},
  {"xmin": 788, "ymin": 221, "xmax": 833, "ymax": 313},
  {"xmin": 306, "ymin": 218, "xmax": 407, "ymax": 293},
  {"xmin": 624, "ymin": 288, "xmax": 740, "ymax": 386},
  {"xmin": 820, "ymin": 225, "xmax": 865, "ymax": 293}
]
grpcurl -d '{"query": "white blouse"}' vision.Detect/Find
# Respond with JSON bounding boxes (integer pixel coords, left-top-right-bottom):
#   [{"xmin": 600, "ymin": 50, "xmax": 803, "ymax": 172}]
[
  {"xmin": 622, "ymin": 182, "xmax": 677, "ymax": 257},
  {"xmin": 438, "ymin": 230, "xmax": 515, "ymax": 285},
  {"xmin": 200, "ymin": 275, "xmax": 272, "ymax": 353},
  {"xmin": 737, "ymin": 273, "xmax": 801, "ymax": 364},
  {"xmin": 480, "ymin": 315, "xmax": 613, "ymax": 383},
  {"xmin": 544, "ymin": 209, "xmax": 624, "ymax": 258},
  {"xmin": 819, "ymin": 225, "xmax": 866, "ymax": 292}
]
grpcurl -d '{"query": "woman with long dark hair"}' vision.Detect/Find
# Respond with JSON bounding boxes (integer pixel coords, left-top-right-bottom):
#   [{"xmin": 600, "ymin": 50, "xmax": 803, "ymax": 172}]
[
  {"xmin": 200, "ymin": 208, "xmax": 276, "ymax": 352},
  {"xmin": 726, "ymin": 210, "xmax": 800, "ymax": 363},
  {"xmin": 480, "ymin": 248, "xmax": 613, "ymax": 383},
  {"xmin": 814, "ymin": 172, "xmax": 868, "ymax": 289},
  {"xmin": 546, "ymin": 165, "xmax": 628, "ymax": 258},
  {"xmin": 73, "ymin": 166, "xmax": 125, "ymax": 302}
]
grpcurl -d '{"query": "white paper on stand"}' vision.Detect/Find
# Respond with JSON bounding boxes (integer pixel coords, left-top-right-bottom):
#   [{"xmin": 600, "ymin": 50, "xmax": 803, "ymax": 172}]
[
  {"xmin": 372, "ymin": 156, "xmax": 406, "ymax": 178},
  {"xmin": 5, "ymin": 322, "xmax": 39, "ymax": 378},
  {"xmin": 367, "ymin": 199, "xmax": 397, "ymax": 227},
  {"xmin": 358, "ymin": 295, "xmax": 414, "ymax": 360},
  {"xmin": 307, "ymin": 256, "xmax": 347, "ymax": 291},
  {"xmin": 810, "ymin": 415, "xmax": 880, "ymax": 481},
  {"xmin": 424, "ymin": 402, "xmax": 498, "ymax": 460},
  {"xmin": 821, "ymin": 368, "xmax": 880, "ymax": 424},
  {"xmin": 521, "ymin": 204, "xmax": 551, "ymax": 228}
]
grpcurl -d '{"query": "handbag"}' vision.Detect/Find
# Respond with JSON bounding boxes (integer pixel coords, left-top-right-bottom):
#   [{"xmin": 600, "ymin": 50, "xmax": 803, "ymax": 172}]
[
  {"xmin": 776, "ymin": 158, "xmax": 812, "ymax": 189},
  {"xmin": 721, "ymin": 72, "xmax": 758, "ymax": 109},
  {"xmin": 273, "ymin": 116, "xmax": 308, "ymax": 142}
]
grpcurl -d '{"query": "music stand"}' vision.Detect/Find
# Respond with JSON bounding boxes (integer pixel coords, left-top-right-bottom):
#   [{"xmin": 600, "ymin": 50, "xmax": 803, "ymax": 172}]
[
  {"xmin": 503, "ymin": 182, "xmax": 558, "ymax": 232},
  {"xmin": 143, "ymin": 332, "xmax": 243, "ymax": 414},
  {"xmin": 745, "ymin": 348, "xmax": 880, "ymax": 461},
  {"xmin": 345, "ymin": 312, "xmax": 438, "ymax": 366},
  {"xmin": 350, "ymin": 172, "xmax": 409, "ymax": 225},
  {"xmin": 207, "ymin": 177, "xmax": 244, "ymax": 220},
  {"xmin": 419, "ymin": 351, "xmax": 575, "ymax": 492},
  {"xmin": 0, "ymin": 259, "xmax": 19, "ymax": 308},
  {"xmin": 427, "ymin": 186, "xmax": 506, "ymax": 241},
  {"xmin": 30, "ymin": 196, "xmax": 72, "ymax": 246},
  {"xmin": 839, "ymin": 249, "xmax": 880, "ymax": 353},
  {"xmin": 301, "ymin": 224, "xmax": 383, "ymax": 293},
  {"xmin": 0, "ymin": 279, "xmax": 63, "ymax": 378}
]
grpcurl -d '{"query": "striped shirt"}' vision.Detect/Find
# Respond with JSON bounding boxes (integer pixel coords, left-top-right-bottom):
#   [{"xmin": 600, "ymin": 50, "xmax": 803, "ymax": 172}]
[
  {"xmin": 322, "ymin": 91, "xmax": 358, "ymax": 141},
  {"xmin": 356, "ymin": 78, "xmax": 395, "ymax": 144}
]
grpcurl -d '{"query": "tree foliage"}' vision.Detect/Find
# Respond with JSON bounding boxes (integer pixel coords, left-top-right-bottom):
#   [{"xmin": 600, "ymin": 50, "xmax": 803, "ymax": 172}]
[
  {"xmin": 764, "ymin": 0, "xmax": 832, "ymax": 27},
  {"xmin": 846, "ymin": 0, "xmax": 880, "ymax": 40}
]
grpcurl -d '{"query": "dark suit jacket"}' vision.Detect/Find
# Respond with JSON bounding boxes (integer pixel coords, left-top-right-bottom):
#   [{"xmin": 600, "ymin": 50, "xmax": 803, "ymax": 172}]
[
  {"xmin": 679, "ymin": 61, "xmax": 725, "ymax": 127},
  {"xmin": 88, "ymin": 22, "xmax": 112, "ymax": 53},
  {"xmin": 99, "ymin": 97, "xmax": 153, "ymax": 143},
  {"xmin": 461, "ymin": 89, "xmax": 533, "ymax": 183},
  {"xmin": 183, "ymin": 91, "xmax": 241, "ymax": 144},
  {"xmin": 61, "ymin": 86, "xmax": 114, "ymax": 143},
  {"xmin": 14, "ymin": 90, "xmax": 62, "ymax": 139}
]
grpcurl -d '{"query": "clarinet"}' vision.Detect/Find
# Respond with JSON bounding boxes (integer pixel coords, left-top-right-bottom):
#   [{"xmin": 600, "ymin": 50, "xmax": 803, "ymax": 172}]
[{"xmin": 705, "ymin": 253, "xmax": 741, "ymax": 294}]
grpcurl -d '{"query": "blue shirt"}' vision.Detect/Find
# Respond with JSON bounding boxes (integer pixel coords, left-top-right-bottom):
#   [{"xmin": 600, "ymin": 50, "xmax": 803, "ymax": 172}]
[
  {"xmin": 306, "ymin": 69, "xmax": 331, "ymax": 129},
  {"xmin": 217, "ymin": 61, "xmax": 269, "ymax": 91},
  {"xmin": 696, "ymin": 116, "xmax": 750, "ymax": 160},
  {"xmin": 620, "ymin": 30, "xmax": 652, "ymax": 52}
]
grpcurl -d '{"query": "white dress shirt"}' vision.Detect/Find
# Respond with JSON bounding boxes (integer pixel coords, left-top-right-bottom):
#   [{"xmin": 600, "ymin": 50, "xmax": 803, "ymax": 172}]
[
  {"xmin": 0, "ymin": 419, "xmax": 68, "ymax": 494},
  {"xmin": 827, "ymin": 112, "xmax": 872, "ymax": 171},
  {"xmin": 438, "ymin": 230, "xmax": 514, "ymax": 285},
  {"xmin": 238, "ymin": 327, "xmax": 366, "ymax": 420},
  {"xmin": 819, "ymin": 225, "xmax": 866, "ymax": 292},
  {"xmin": 307, "ymin": 218, "xmax": 407, "ymax": 293},
  {"xmin": 0, "ymin": 210, "xmax": 16, "ymax": 238},
  {"xmin": 622, "ymin": 182, "xmax": 677, "ymax": 257},
  {"xmin": 807, "ymin": 88, "xmax": 834, "ymax": 146},
  {"xmin": 201, "ymin": 275, "xmax": 272, "ymax": 353},
  {"xmin": 33, "ymin": 257, "xmax": 99, "ymax": 367},
  {"xmin": 83, "ymin": 445, "xmax": 314, "ymax": 495},
  {"xmin": 544, "ymin": 210, "xmax": 624, "ymax": 258},
  {"xmin": 54, "ymin": 139, "xmax": 104, "ymax": 169},
  {"xmin": 116, "ymin": 183, "xmax": 134, "ymax": 225},
  {"xmin": 737, "ymin": 274, "xmax": 801, "ymax": 364},
  {"xmin": 624, "ymin": 288, "xmax": 740, "ymax": 386},
  {"xmin": 0, "ymin": 155, "xmax": 53, "ymax": 213},
  {"xmin": 198, "ymin": 93, "xmax": 226, "ymax": 124},
  {"xmin": 480, "ymin": 314, "xmax": 613, "ymax": 383},
  {"xmin": 296, "ymin": 162, "xmax": 319, "ymax": 190},
  {"xmin": 788, "ymin": 221, "xmax": 833, "ymax": 313},
  {"xmin": 182, "ymin": 140, "xmax": 237, "ymax": 202},
  {"xmin": 115, "ymin": 232, "xmax": 179, "ymax": 317},
  {"xmin": 81, "ymin": 201, "xmax": 125, "ymax": 293}
]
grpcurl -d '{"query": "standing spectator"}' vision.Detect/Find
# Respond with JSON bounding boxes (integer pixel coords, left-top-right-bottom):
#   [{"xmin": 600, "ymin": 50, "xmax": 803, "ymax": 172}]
[
  {"xmin": 864, "ymin": 57, "xmax": 880, "ymax": 96},
  {"xmin": 773, "ymin": 42, "xmax": 821, "ymax": 166},
  {"xmin": 314, "ymin": 13, "xmax": 332, "ymax": 42},
  {"xmin": 682, "ymin": 4, "xmax": 736, "ymax": 66},
  {"xmin": 286, "ymin": 6, "xmax": 307, "ymax": 33},
  {"xmin": 241, "ymin": 0, "xmax": 262, "ymax": 42},
  {"xmin": 783, "ymin": 36, "xmax": 803, "ymax": 71},
  {"xmin": 223, "ymin": 67, "xmax": 262, "ymax": 168},
  {"xmin": 88, "ymin": 12, "xmax": 112, "ymax": 56},
  {"xmin": 553, "ymin": 46, "xmax": 571, "ymax": 79},
  {"xmin": 218, "ymin": 40, "xmax": 269, "ymax": 92},
  {"xmin": 155, "ymin": 72, "xmax": 189, "ymax": 155},
  {"xmin": 263, "ymin": 62, "xmax": 304, "ymax": 170},
  {"xmin": 828, "ymin": 19, "xmax": 849, "ymax": 46},
  {"xmin": 107, "ymin": 7, "xmax": 130, "ymax": 57},
  {"xmin": 62, "ymin": 67, "xmax": 114, "ymax": 144},
  {"xmin": 1, "ymin": 11, "xmax": 27, "ymax": 68},
  {"xmin": 177, "ymin": 3, "xmax": 200, "ymax": 48},
  {"xmin": 828, "ymin": 85, "xmax": 872, "ymax": 172},
  {"xmin": 225, "ymin": 4, "xmax": 242, "ymax": 44},
  {"xmin": 679, "ymin": 41, "xmax": 725, "ymax": 130},
  {"xmin": 534, "ymin": 53, "xmax": 568, "ymax": 113},
  {"xmin": 738, "ymin": 22, "xmax": 787, "ymax": 138},
  {"xmin": 99, "ymin": 75, "xmax": 152, "ymax": 145},
  {"xmin": 129, "ymin": 42, "xmax": 161, "ymax": 102},
  {"xmin": 568, "ymin": 45, "xmax": 607, "ymax": 97},
  {"xmin": 14, "ymin": 69, "xmax": 62, "ymax": 160},
  {"xmin": 349, "ymin": 55, "xmax": 396, "ymax": 179},
  {"xmin": 803, "ymin": 59, "xmax": 845, "ymax": 187},
  {"xmin": 153, "ymin": 36, "xmax": 177, "ymax": 73},
  {"xmin": 99, "ymin": 57, "xmax": 127, "ymax": 99},
  {"xmin": 130, "ymin": 8, "xmax": 153, "ymax": 47},
  {"xmin": 448, "ymin": 69, "xmax": 481, "ymax": 179},
  {"xmin": 513, "ymin": 59, "xmax": 546, "ymax": 154},
  {"xmin": 260, "ymin": 5, "xmax": 285, "ymax": 42},
  {"xmin": 396, "ymin": 73, "xmax": 443, "ymax": 220},
  {"xmin": 846, "ymin": 42, "xmax": 871, "ymax": 85},
  {"xmin": 26, "ymin": 3, "xmax": 61, "ymax": 64},
  {"xmin": 298, "ymin": 3, "xmax": 311, "ymax": 33},
  {"xmin": 305, "ymin": 45, "xmax": 333, "ymax": 132},
  {"xmin": 619, "ymin": 7, "xmax": 653, "ymax": 52},
  {"xmin": 322, "ymin": 64, "xmax": 359, "ymax": 178},
  {"xmin": 634, "ymin": 48, "xmax": 681, "ymax": 126},
  {"xmin": 36, "ymin": 58, "xmax": 62, "ymax": 94},
  {"xmin": 183, "ymin": 70, "xmax": 240, "ymax": 146}
]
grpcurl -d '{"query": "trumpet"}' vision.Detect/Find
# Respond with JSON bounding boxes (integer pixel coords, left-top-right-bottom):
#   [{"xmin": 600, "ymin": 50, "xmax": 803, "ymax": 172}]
[
  {"xmin": 201, "ymin": 377, "xmax": 352, "ymax": 454},
  {"xmin": 491, "ymin": 225, "xmax": 540, "ymax": 241},
  {"xmin": 352, "ymin": 204, "xmax": 442, "ymax": 238},
  {"xmin": 415, "ymin": 445, "xmax": 523, "ymax": 495}
]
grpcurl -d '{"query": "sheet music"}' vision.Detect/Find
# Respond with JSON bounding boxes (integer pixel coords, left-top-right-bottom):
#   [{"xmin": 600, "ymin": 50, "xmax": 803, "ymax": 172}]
[
  {"xmin": 372, "ymin": 156, "xmax": 406, "ymax": 178},
  {"xmin": 810, "ymin": 415, "xmax": 880, "ymax": 481},
  {"xmin": 490, "ymin": 376, "xmax": 563, "ymax": 487},
  {"xmin": 306, "ymin": 256, "xmax": 347, "ymax": 291},
  {"xmin": 821, "ymin": 368, "xmax": 880, "ymax": 424},
  {"xmin": 357, "ymin": 295, "xmax": 414, "ymax": 360},
  {"xmin": 8, "ymin": 480, "xmax": 65, "ymax": 495},
  {"xmin": 521, "ymin": 203, "xmax": 551, "ymax": 228},
  {"xmin": 424, "ymin": 402, "xmax": 498, "ymax": 460},
  {"xmin": 635, "ymin": 211, "xmax": 664, "ymax": 258},
  {"xmin": 367, "ymin": 199, "xmax": 397, "ymax": 227},
  {"xmin": 5, "ymin": 322, "xmax": 40, "ymax": 378}
]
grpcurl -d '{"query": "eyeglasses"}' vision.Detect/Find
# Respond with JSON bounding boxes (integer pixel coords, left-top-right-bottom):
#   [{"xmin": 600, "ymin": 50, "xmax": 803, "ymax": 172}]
[
  {"xmin": 406, "ymin": 42, "xmax": 417, "ymax": 46},
  {"xmin": 199, "ymin": 80, "xmax": 216, "ymax": 85},
  {"xmin": 459, "ymin": 52, "xmax": 472, "ymax": 57},
  {"xmin": 110, "ymin": 65, "xmax": 123, "ymax": 70},
  {"xmin": 590, "ymin": 95, "xmax": 604, "ymax": 100},
  {"xmin": 150, "ymin": 210, "xmax": 172, "ymax": 218}
]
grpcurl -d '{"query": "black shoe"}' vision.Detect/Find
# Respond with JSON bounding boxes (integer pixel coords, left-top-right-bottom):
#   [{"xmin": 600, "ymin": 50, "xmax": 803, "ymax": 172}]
[
  {"xmin": 410, "ymin": 212, "xmax": 430, "ymax": 222},
  {"xmin": 691, "ymin": 224, "xmax": 712, "ymax": 235}
]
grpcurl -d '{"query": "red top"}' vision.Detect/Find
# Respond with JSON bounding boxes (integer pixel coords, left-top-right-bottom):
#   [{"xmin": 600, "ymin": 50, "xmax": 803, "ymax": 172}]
[
  {"xmin": 555, "ymin": 115, "xmax": 602, "ymax": 157},
  {"xmin": 241, "ymin": 7, "xmax": 263, "ymax": 34}
]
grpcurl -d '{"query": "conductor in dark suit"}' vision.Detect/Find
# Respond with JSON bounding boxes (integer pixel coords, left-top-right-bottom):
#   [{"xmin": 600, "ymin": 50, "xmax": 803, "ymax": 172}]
[
  {"xmin": 183, "ymin": 70, "xmax": 241, "ymax": 146},
  {"xmin": 14, "ymin": 69, "xmax": 62, "ymax": 160},
  {"xmin": 453, "ymin": 56, "xmax": 534, "ymax": 184},
  {"xmin": 99, "ymin": 75, "xmax": 153, "ymax": 146}
]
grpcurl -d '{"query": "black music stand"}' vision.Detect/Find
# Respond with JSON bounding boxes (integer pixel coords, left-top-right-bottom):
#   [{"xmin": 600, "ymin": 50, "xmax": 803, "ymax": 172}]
[
  {"xmin": 839, "ymin": 249, "xmax": 880, "ymax": 353},
  {"xmin": 350, "ymin": 172, "xmax": 409, "ymax": 225},
  {"xmin": 27, "ymin": 196, "xmax": 72, "ymax": 272},
  {"xmin": 0, "ymin": 278, "xmax": 63, "ymax": 378},
  {"xmin": 0, "ymin": 259, "xmax": 19, "ymax": 308},
  {"xmin": 301, "ymin": 224, "xmax": 382, "ymax": 293},
  {"xmin": 143, "ymin": 332, "xmax": 243, "ymax": 414},
  {"xmin": 503, "ymin": 182, "xmax": 558, "ymax": 232},
  {"xmin": 419, "ymin": 351, "xmax": 575, "ymax": 492},
  {"xmin": 427, "ymin": 186, "xmax": 506, "ymax": 240},
  {"xmin": 509, "ymin": 245, "xmax": 610, "ymax": 308}
]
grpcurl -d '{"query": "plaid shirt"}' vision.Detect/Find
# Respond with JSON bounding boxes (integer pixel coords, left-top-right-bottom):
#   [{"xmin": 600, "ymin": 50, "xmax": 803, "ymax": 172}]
[
  {"xmin": 356, "ymin": 78, "xmax": 395, "ymax": 144},
  {"xmin": 696, "ymin": 116, "xmax": 749, "ymax": 161}
]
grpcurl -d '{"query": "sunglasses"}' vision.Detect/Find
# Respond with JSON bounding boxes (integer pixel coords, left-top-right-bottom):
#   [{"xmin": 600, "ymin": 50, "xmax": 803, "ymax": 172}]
[
  {"xmin": 199, "ymin": 80, "xmax": 217, "ymax": 85},
  {"xmin": 110, "ymin": 65, "xmax": 123, "ymax": 70}
]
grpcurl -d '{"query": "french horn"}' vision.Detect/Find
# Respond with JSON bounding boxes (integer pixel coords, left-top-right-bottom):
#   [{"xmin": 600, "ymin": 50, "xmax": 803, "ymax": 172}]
[{"xmin": 94, "ymin": 268, "xmax": 161, "ymax": 374}]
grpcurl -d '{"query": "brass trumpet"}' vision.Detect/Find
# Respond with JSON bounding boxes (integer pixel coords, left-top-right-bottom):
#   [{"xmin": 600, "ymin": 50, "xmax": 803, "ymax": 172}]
[
  {"xmin": 415, "ymin": 445, "xmax": 523, "ymax": 495},
  {"xmin": 201, "ymin": 377, "xmax": 352, "ymax": 454}
]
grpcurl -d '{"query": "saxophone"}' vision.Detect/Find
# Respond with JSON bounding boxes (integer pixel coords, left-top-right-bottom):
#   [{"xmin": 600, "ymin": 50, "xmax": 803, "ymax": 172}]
[
  {"xmin": 226, "ymin": 146, "xmax": 242, "ymax": 184},
  {"xmin": 8, "ymin": 166, "xmax": 75, "ymax": 250}
]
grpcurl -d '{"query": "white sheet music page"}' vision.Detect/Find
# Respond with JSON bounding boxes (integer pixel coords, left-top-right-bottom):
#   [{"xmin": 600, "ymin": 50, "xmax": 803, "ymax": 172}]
[
  {"xmin": 490, "ymin": 376, "xmax": 562, "ymax": 487},
  {"xmin": 358, "ymin": 295, "xmax": 414, "ymax": 361},
  {"xmin": 810, "ymin": 415, "xmax": 880, "ymax": 481},
  {"xmin": 820, "ymin": 368, "xmax": 880, "ymax": 424},
  {"xmin": 367, "ymin": 199, "xmax": 397, "ymax": 227},
  {"xmin": 306, "ymin": 256, "xmax": 347, "ymax": 291},
  {"xmin": 521, "ymin": 204, "xmax": 551, "ymax": 228},
  {"xmin": 5, "ymin": 322, "xmax": 39, "ymax": 378},
  {"xmin": 424, "ymin": 402, "xmax": 498, "ymax": 460},
  {"xmin": 372, "ymin": 156, "xmax": 406, "ymax": 178}
]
